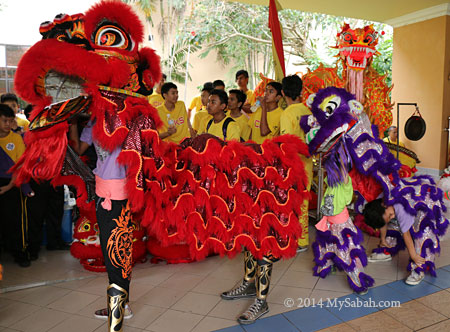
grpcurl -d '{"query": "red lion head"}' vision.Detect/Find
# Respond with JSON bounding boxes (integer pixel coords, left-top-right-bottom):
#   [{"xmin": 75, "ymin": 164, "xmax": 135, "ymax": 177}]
[{"xmin": 16, "ymin": 0, "xmax": 161, "ymax": 108}]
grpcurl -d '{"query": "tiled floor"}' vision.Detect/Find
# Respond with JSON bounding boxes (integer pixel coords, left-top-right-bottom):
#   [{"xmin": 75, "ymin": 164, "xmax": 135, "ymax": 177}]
[{"xmin": 1, "ymin": 228, "xmax": 450, "ymax": 332}]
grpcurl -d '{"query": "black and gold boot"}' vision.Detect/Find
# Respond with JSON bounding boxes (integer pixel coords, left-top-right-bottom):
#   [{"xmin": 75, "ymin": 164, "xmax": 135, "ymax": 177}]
[
  {"xmin": 107, "ymin": 283, "xmax": 128, "ymax": 332},
  {"xmin": 221, "ymin": 250, "xmax": 257, "ymax": 300},
  {"xmin": 237, "ymin": 258, "xmax": 273, "ymax": 324}
]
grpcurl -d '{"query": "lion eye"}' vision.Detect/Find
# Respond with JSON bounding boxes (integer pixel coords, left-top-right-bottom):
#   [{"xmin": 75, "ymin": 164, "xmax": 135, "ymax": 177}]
[
  {"xmin": 342, "ymin": 32, "xmax": 354, "ymax": 44},
  {"xmin": 364, "ymin": 33, "xmax": 375, "ymax": 44},
  {"xmin": 324, "ymin": 96, "xmax": 341, "ymax": 116},
  {"xmin": 94, "ymin": 25, "xmax": 132, "ymax": 49},
  {"xmin": 79, "ymin": 219, "xmax": 91, "ymax": 232}
]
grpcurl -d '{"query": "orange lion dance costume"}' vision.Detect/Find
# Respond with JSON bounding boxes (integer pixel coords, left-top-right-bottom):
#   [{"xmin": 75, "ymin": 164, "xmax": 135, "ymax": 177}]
[{"xmin": 302, "ymin": 24, "xmax": 393, "ymax": 135}]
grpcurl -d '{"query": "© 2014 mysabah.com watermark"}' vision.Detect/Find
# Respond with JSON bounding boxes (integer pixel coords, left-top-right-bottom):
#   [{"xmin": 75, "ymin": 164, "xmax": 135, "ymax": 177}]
[{"xmin": 284, "ymin": 297, "xmax": 401, "ymax": 311}]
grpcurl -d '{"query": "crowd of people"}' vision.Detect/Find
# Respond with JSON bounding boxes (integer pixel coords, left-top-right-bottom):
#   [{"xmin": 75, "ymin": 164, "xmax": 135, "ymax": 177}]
[
  {"xmin": 148, "ymin": 70, "xmax": 313, "ymax": 254},
  {"xmin": 1, "ymin": 66, "xmax": 448, "ymax": 327},
  {"xmin": 0, "ymin": 93, "xmax": 68, "ymax": 268}
]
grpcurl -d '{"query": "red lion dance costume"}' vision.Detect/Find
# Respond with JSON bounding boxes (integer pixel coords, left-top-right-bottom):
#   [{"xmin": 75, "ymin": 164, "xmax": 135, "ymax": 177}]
[{"xmin": 12, "ymin": 1, "xmax": 309, "ymax": 329}]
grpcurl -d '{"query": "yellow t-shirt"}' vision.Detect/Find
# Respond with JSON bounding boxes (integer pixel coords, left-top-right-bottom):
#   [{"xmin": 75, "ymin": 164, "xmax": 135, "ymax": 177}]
[
  {"xmin": 383, "ymin": 137, "xmax": 405, "ymax": 148},
  {"xmin": 244, "ymin": 90, "xmax": 256, "ymax": 106},
  {"xmin": 231, "ymin": 113, "xmax": 251, "ymax": 141},
  {"xmin": 193, "ymin": 108, "xmax": 212, "ymax": 132},
  {"xmin": 205, "ymin": 116, "xmax": 241, "ymax": 141},
  {"xmin": 16, "ymin": 116, "xmax": 29, "ymax": 132},
  {"xmin": 189, "ymin": 95, "xmax": 203, "ymax": 112},
  {"xmin": 0, "ymin": 131, "xmax": 26, "ymax": 163},
  {"xmin": 148, "ymin": 92, "xmax": 164, "ymax": 108},
  {"xmin": 280, "ymin": 103, "xmax": 313, "ymax": 185},
  {"xmin": 248, "ymin": 107, "xmax": 283, "ymax": 144},
  {"xmin": 157, "ymin": 101, "xmax": 190, "ymax": 144}
]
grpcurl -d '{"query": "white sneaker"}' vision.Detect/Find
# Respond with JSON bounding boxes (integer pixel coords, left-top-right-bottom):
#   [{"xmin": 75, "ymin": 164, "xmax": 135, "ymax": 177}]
[
  {"xmin": 94, "ymin": 303, "xmax": 133, "ymax": 319},
  {"xmin": 405, "ymin": 271, "xmax": 425, "ymax": 286},
  {"xmin": 357, "ymin": 289, "xmax": 368, "ymax": 295},
  {"xmin": 296, "ymin": 246, "xmax": 308, "ymax": 253},
  {"xmin": 368, "ymin": 252, "xmax": 392, "ymax": 263}
]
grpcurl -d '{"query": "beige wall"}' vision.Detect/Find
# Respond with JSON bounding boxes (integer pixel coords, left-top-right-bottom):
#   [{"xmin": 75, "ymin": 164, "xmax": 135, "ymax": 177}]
[
  {"xmin": 443, "ymin": 16, "xmax": 450, "ymax": 168},
  {"xmin": 392, "ymin": 16, "xmax": 450, "ymax": 172},
  {"xmin": 137, "ymin": 3, "xmax": 237, "ymax": 109}
]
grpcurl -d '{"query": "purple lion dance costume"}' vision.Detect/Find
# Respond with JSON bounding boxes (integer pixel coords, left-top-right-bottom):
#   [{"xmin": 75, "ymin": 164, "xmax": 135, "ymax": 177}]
[
  {"xmin": 301, "ymin": 87, "xmax": 449, "ymax": 289},
  {"xmin": 301, "ymin": 87, "xmax": 374, "ymax": 293},
  {"xmin": 370, "ymin": 177, "xmax": 449, "ymax": 277}
]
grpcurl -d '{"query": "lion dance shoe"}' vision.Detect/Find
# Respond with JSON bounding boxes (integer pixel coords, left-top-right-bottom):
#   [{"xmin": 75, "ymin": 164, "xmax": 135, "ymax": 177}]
[
  {"xmin": 237, "ymin": 260, "xmax": 273, "ymax": 324},
  {"xmin": 221, "ymin": 250, "xmax": 257, "ymax": 300},
  {"xmin": 368, "ymin": 252, "xmax": 392, "ymax": 263},
  {"xmin": 94, "ymin": 303, "xmax": 133, "ymax": 320},
  {"xmin": 107, "ymin": 283, "xmax": 128, "ymax": 332},
  {"xmin": 237, "ymin": 298, "xmax": 269, "ymax": 325},
  {"xmin": 405, "ymin": 271, "xmax": 425, "ymax": 286},
  {"xmin": 221, "ymin": 280, "xmax": 256, "ymax": 300}
]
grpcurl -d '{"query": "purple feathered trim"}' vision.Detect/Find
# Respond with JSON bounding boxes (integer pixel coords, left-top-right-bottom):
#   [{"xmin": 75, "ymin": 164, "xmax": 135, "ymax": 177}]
[
  {"xmin": 354, "ymin": 193, "xmax": 366, "ymax": 214},
  {"xmin": 314, "ymin": 226, "xmax": 364, "ymax": 252},
  {"xmin": 324, "ymin": 141, "xmax": 353, "ymax": 187},
  {"xmin": 346, "ymin": 133, "xmax": 401, "ymax": 202},
  {"xmin": 372, "ymin": 229, "xmax": 405, "ymax": 256},
  {"xmin": 313, "ymin": 263, "xmax": 332, "ymax": 278},
  {"xmin": 348, "ymin": 132, "xmax": 401, "ymax": 176},
  {"xmin": 408, "ymin": 260, "xmax": 437, "ymax": 277},
  {"xmin": 407, "ymin": 212, "xmax": 449, "ymax": 240},
  {"xmin": 300, "ymin": 115, "xmax": 311, "ymax": 134},
  {"xmin": 313, "ymin": 245, "xmax": 369, "ymax": 274},
  {"xmin": 347, "ymin": 272, "xmax": 374, "ymax": 293},
  {"xmin": 391, "ymin": 183, "xmax": 444, "ymax": 216}
]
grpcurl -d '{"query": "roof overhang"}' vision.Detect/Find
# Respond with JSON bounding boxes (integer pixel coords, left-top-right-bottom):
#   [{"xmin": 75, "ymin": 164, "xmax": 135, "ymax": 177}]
[{"xmin": 227, "ymin": 0, "xmax": 450, "ymax": 26}]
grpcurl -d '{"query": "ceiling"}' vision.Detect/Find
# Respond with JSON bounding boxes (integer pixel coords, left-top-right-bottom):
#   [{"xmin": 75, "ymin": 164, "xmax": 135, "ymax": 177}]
[{"xmin": 227, "ymin": 0, "xmax": 450, "ymax": 23}]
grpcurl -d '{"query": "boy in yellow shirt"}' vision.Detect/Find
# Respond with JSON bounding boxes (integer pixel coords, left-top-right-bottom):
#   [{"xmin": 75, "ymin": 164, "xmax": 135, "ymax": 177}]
[
  {"xmin": 280, "ymin": 75, "xmax": 313, "ymax": 253},
  {"xmin": 202, "ymin": 89, "xmax": 240, "ymax": 141},
  {"xmin": 236, "ymin": 70, "xmax": 255, "ymax": 113},
  {"xmin": 213, "ymin": 80, "xmax": 225, "ymax": 90},
  {"xmin": 0, "ymin": 104, "xmax": 33, "ymax": 267},
  {"xmin": 157, "ymin": 82, "xmax": 191, "ymax": 144},
  {"xmin": 192, "ymin": 84, "xmax": 214, "ymax": 135},
  {"xmin": 228, "ymin": 89, "xmax": 250, "ymax": 141},
  {"xmin": 248, "ymin": 82, "xmax": 283, "ymax": 144},
  {"xmin": 148, "ymin": 73, "xmax": 166, "ymax": 108},
  {"xmin": 1, "ymin": 93, "xmax": 29, "ymax": 135},
  {"xmin": 189, "ymin": 82, "xmax": 213, "ymax": 118}
]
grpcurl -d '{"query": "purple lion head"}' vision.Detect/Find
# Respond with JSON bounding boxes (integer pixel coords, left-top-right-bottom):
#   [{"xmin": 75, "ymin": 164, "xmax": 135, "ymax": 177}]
[{"xmin": 300, "ymin": 87, "xmax": 363, "ymax": 155}]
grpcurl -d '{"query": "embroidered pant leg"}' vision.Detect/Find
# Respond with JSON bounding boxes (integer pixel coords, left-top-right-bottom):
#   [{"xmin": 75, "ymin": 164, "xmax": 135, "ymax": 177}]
[
  {"xmin": 312, "ymin": 230, "xmax": 335, "ymax": 278},
  {"xmin": 372, "ymin": 224, "xmax": 405, "ymax": 257},
  {"xmin": 96, "ymin": 196, "xmax": 133, "ymax": 293},
  {"xmin": 409, "ymin": 226, "xmax": 439, "ymax": 276}
]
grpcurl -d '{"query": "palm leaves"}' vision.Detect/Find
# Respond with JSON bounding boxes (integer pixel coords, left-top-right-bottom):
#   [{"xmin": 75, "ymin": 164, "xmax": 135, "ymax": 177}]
[{"xmin": 161, "ymin": 34, "xmax": 200, "ymax": 83}]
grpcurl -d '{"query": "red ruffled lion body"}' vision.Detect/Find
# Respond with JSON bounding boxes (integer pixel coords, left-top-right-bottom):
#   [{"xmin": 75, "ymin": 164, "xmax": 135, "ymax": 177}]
[{"xmin": 13, "ymin": 0, "xmax": 309, "ymax": 264}]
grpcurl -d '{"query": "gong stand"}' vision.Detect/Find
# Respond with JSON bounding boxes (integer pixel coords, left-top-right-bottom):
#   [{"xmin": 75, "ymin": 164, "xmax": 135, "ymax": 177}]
[{"xmin": 397, "ymin": 103, "xmax": 418, "ymax": 159}]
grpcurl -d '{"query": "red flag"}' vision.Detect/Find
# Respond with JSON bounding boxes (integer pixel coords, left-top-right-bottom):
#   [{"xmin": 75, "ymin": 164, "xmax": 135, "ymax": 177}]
[{"xmin": 268, "ymin": 0, "xmax": 285, "ymax": 80}]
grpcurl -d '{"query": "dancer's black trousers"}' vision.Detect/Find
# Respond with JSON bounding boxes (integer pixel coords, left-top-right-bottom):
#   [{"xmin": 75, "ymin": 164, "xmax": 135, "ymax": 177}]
[{"xmin": 95, "ymin": 196, "xmax": 133, "ymax": 293}]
